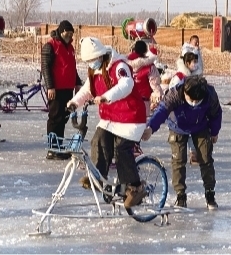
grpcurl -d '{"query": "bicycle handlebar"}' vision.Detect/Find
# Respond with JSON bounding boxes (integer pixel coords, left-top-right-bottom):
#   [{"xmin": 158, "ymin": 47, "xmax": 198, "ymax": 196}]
[{"xmin": 67, "ymin": 98, "xmax": 106, "ymax": 131}]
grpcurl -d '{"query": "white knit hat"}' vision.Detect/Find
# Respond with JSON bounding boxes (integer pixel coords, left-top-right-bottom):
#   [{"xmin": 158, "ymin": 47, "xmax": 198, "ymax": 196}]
[
  {"xmin": 80, "ymin": 37, "xmax": 107, "ymax": 61},
  {"xmin": 181, "ymin": 43, "xmax": 199, "ymax": 57}
]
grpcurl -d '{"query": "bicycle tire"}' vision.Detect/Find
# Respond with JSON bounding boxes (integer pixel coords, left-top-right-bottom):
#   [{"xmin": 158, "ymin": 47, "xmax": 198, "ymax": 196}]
[
  {"xmin": 0, "ymin": 92, "xmax": 18, "ymax": 112},
  {"xmin": 125, "ymin": 154, "xmax": 168, "ymax": 223}
]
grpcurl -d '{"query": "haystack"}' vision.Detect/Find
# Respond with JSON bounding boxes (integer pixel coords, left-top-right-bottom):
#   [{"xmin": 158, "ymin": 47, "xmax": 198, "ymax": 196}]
[{"xmin": 170, "ymin": 12, "xmax": 213, "ymax": 29}]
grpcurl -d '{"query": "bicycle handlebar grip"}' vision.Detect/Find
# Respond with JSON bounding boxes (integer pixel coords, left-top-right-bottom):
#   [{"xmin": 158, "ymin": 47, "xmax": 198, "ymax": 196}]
[{"xmin": 70, "ymin": 104, "xmax": 77, "ymax": 112}]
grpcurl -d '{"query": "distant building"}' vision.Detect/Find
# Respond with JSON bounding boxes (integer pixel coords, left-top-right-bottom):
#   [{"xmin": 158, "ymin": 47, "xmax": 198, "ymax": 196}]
[{"xmin": 24, "ymin": 22, "xmax": 42, "ymax": 35}]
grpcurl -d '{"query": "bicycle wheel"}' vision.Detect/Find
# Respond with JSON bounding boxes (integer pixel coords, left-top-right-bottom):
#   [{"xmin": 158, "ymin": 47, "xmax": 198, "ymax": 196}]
[
  {"xmin": 0, "ymin": 92, "xmax": 18, "ymax": 112},
  {"xmin": 125, "ymin": 154, "xmax": 168, "ymax": 222}
]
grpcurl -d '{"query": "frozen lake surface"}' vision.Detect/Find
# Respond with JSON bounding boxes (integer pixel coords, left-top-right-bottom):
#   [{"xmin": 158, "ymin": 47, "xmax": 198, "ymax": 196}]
[{"xmin": 0, "ymin": 73, "xmax": 231, "ymax": 254}]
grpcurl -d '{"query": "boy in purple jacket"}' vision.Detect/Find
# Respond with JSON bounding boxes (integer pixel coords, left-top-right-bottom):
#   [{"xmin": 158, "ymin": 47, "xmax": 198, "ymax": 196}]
[{"xmin": 142, "ymin": 76, "xmax": 222, "ymax": 210}]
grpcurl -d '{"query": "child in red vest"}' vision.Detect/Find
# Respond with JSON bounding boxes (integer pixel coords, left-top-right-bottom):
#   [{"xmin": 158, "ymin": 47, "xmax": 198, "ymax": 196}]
[
  {"xmin": 127, "ymin": 40, "xmax": 163, "ymax": 116},
  {"xmin": 68, "ymin": 37, "xmax": 147, "ymax": 208}
]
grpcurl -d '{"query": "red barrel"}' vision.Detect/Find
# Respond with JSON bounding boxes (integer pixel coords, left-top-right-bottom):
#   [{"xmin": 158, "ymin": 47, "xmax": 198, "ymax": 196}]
[{"xmin": 122, "ymin": 18, "xmax": 157, "ymax": 40}]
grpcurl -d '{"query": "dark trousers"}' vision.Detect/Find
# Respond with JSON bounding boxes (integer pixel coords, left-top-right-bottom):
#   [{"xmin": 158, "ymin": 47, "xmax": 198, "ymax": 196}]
[
  {"xmin": 47, "ymin": 89, "xmax": 73, "ymax": 145},
  {"xmin": 168, "ymin": 129, "xmax": 216, "ymax": 193},
  {"xmin": 91, "ymin": 127, "xmax": 140, "ymax": 185}
]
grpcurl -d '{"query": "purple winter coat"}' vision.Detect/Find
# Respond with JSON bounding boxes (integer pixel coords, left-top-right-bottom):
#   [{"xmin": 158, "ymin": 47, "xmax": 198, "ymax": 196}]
[{"xmin": 148, "ymin": 83, "xmax": 222, "ymax": 136}]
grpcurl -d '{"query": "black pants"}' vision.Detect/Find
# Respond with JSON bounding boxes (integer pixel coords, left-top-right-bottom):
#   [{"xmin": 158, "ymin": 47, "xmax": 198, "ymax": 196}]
[
  {"xmin": 47, "ymin": 89, "xmax": 73, "ymax": 145},
  {"xmin": 168, "ymin": 129, "xmax": 216, "ymax": 193},
  {"xmin": 91, "ymin": 127, "xmax": 140, "ymax": 185}
]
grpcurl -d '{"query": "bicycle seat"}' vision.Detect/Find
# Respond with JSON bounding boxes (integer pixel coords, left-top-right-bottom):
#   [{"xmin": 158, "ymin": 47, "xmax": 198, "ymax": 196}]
[{"xmin": 16, "ymin": 84, "xmax": 28, "ymax": 89}]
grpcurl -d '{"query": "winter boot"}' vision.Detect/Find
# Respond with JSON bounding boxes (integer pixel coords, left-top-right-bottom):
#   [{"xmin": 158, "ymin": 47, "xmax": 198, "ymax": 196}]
[
  {"xmin": 175, "ymin": 192, "xmax": 187, "ymax": 208},
  {"xmin": 79, "ymin": 175, "xmax": 102, "ymax": 191},
  {"xmin": 205, "ymin": 189, "xmax": 218, "ymax": 210},
  {"xmin": 124, "ymin": 181, "xmax": 147, "ymax": 208}
]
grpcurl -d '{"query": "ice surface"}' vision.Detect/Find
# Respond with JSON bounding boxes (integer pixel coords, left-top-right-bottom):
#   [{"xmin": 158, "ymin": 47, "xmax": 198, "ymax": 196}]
[{"xmin": 0, "ymin": 62, "xmax": 231, "ymax": 254}]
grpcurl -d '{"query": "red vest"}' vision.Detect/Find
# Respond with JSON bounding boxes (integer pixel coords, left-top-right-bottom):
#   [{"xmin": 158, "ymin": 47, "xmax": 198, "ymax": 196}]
[
  {"xmin": 92, "ymin": 60, "xmax": 146, "ymax": 124},
  {"xmin": 133, "ymin": 64, "xmax": 153, "ymax": 100},
  {"xmin": 48, "ymin": 39, "xmax": 76, "ymax": 90},
  {"xmin": 175, "ymin": 72, "xmax": 186, "ymax": 81}
]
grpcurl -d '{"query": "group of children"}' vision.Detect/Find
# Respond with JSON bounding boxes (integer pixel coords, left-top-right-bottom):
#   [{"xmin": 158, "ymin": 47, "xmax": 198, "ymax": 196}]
[{"xmin": 67, "ymin": 34, "xmax": 222, "ymax": 210}]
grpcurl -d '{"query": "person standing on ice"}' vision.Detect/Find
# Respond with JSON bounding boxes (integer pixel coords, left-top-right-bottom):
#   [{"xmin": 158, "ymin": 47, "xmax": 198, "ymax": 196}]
[
  {"xmin": 142, "ymin": 76, "xmax": 222, "ymax": 210},
  {"xmin": 169, "ymin": 49, "xmax": 202, "ymax": 165},
  {"xmin": 67, "ymin": 36, "xmax": 147, "ymax": 208},
  {"xmin": 41, "ymin": 20, "xmax": 82, "ymax": 160}
]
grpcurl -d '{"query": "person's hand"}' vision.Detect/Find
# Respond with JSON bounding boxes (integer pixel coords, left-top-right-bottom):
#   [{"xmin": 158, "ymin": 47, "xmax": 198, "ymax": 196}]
[
  {"xmin": 141, "ymin": 127, "xmax": 153, "ymax": 141},
  {"xmin": 94, "ymin": 96, "xmax": 108, "ymax": 105},
  {"xmin": 47, "ymin": 88, "xmax": 56, "ymax": 100},
  {"xmin": 150, "ymin": 102, "xmax": 159, "ymax": 111},
  {"xmin": 67, "ymin": 101, "xmax": 78, "ymax": 109},
  {"xmin": 150, "ymin": 89, "xmax": 164, "ymax": 104},
  {"xmin": 211, "ymin": 135, "xmax": 218, "ymax": 144}
]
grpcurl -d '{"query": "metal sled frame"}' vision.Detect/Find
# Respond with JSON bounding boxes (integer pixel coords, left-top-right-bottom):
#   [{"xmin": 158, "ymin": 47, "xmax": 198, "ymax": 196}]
[
  {"xmin": 29, "ymin": 148, "xmax": 169, "ymax": 236},
  {"xmin": 28, "ymin": 103, "xmax": 188, "ymax": 236}
]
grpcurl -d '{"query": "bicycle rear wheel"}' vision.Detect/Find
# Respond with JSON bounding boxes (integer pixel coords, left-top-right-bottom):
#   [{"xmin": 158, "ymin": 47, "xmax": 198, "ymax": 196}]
[
  {"xmin": 125, "ymin": 154, "xmax": 168, "ymax": 222},
  {"xmin": 0, "ymin": 92, "xmax": 18, "ymax": 112}
]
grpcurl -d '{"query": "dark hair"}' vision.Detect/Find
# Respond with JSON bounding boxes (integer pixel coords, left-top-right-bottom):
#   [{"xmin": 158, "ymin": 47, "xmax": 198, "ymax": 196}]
[
  {"xmin": 182, "ymin": 52, "xmax": 197, "ymax": 63},
  {"xmin": 134, "ymin": 40, "xmax": 147, "ymax": 57},
  {"xmin": 180, "ymin": 75, "xmax": 207, "ymax": 100},
  {"xmin": 190, "ymin": 35, "xmax": 199, "ymax": 42}
]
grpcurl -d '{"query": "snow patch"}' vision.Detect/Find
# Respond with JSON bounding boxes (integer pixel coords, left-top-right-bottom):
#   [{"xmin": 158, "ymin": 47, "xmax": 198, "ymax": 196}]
[{"xmin": 14, "ymin": 179, "xmax": 30, "ymax": 186}]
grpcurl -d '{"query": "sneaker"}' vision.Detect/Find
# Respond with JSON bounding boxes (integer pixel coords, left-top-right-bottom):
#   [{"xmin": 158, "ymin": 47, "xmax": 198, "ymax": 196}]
[
  {"xmin": 175, "ymin": 192, "xmax": 187, "ymax": 208},
  {"xmin": 46, "ymin": 151, "xmax": 71, "ymax": 160},
  {"xmin": 205, "ymin": 189, "xmax": 218, "ymax": 210},
  {"xmin": 124, "ymin": 181, "xmax": 147, "ymax": 208}
]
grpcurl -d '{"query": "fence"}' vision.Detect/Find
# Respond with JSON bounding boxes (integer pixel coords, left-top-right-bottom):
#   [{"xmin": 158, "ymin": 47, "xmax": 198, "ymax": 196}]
[{"xmin": 1, "ymin": 24, "xmax": 231, "ymax": 85}]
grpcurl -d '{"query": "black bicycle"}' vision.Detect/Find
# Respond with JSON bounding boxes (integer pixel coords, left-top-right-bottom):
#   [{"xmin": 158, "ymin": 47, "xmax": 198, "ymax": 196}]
[{"xmin": 0, "ymin": 69, "xmax": 48, "ymax": 112}]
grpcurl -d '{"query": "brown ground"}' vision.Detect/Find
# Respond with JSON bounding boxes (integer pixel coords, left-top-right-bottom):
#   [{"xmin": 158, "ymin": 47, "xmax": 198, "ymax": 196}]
[{"xmin": 1, "ymin": 36, "xmax": 231, "ymax": 76}]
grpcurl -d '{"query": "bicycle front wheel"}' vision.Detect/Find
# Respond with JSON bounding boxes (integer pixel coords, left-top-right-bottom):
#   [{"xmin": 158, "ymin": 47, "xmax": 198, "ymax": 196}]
[
  {"xmin": 0, "ymin": 92, "xmax": 18, "ymax": 112},
  {"xmin": 125, "ymin": 154, "xmax": 168, "ymax": 222}
]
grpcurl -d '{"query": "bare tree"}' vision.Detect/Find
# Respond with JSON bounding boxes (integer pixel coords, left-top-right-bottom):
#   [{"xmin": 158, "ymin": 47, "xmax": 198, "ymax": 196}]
[
  {"xmin": 9, "ymin": 0, "xmax": 42, "ymax": 30},
  {"xmin": 2, "ymin": 0, "xmax": 14, "ymax": 29}
]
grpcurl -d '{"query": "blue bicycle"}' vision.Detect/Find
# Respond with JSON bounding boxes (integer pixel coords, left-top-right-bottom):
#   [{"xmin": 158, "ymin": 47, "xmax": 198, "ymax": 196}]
[{"xmin": 0, "ymin": 69, "xmax": 48, "ymax": 113}]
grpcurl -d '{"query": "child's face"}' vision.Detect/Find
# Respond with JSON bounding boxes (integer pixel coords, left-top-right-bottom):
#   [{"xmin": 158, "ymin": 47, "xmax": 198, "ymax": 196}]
[
  {"xmin": 186, "ymin": 59, "xmax": 198, "ymax": 72},
  {"xmin": 190, "ymin": 38, "xmax": 199, "ymax": 47}
]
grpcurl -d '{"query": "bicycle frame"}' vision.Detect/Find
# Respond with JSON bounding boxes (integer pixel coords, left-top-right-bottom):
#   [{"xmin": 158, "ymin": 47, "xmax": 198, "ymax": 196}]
[
  {"xmin": 29, "ymin": 102, "xmax": 169, "ymax": 236},
  {"xmin": 12, "ymin": 83, "xmax": 48, "ymax": 111},
  {"xmin": 0, "ymin": 69, "xmax": 48, "ymax": 112}
]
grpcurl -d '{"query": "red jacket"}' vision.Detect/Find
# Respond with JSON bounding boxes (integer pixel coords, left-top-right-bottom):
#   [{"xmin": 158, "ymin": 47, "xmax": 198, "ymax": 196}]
[
  {"xmin": 92, "ymin": 60, "xmax": 146, "ymax": 124},
  {"xmin": 133, "ymin": 64, "xmax": 153, "ymax": 100},
  {"xmin": 48, "ymin": 38, "xmax": 76, "ymax": 90}
]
